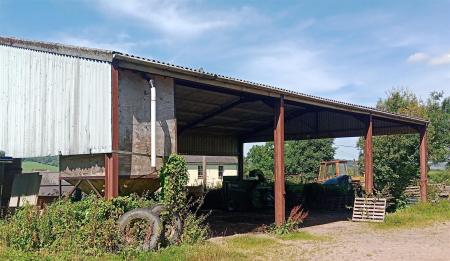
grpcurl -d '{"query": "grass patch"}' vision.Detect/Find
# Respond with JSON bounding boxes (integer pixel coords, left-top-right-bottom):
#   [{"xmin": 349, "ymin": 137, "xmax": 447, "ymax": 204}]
[
  {"xmin": 138, "ymin": 243, "xmax": 245, "ymax": 261},
  {"xmin": 226, "ymin": 235, "xmax": 278, "ymax": 250},
  {"xmin": 22, "ymin": 161, "xmax": 58, "ymax": 172},
  {"xmin": 429, "ymin": 169, "xmax": 450, "ymax": 185},
  {"xmin": 0, "ymin": 243, "xmax": 246, "ymax": 261},
  {"xmin": 0, "ymin": 233, "xmax": 320, "ymax": 260},
  {"xmin": 373, "ymin": 200, "xmax": 450, "ymax": 229},
  {"xmin": 276, "ymin": 231, "xmax": 329, "ymax": 241}
]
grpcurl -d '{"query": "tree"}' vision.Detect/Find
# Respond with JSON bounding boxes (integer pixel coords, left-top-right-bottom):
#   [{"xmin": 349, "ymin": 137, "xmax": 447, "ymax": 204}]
[
  {"xmin": 426, "ymin": 92, "xmax": 450, "ymax": 163},
  {"xmin": 357, "ymin": 88, "xmax": 450, "ymax": 206},
  {"xmin": 245, "ymin": 139, "xmax": 335, "ymax": 181},
  {"xmin": 245, "ymin": 143, "xmax": 274, "ymax": 180},
  {"xmin": 285, "ymin": 139, "xmax": 335, "ymax": 181}
]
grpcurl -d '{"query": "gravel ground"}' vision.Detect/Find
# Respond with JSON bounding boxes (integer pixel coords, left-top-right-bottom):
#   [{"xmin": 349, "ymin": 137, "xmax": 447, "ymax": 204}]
[
  {"xmin": 210, "ymin": 220, "xmax": 450, "ymax": 260},
  {"xmin": 299, "ymin": 221, "xmax": 450, "ymax": 261}
]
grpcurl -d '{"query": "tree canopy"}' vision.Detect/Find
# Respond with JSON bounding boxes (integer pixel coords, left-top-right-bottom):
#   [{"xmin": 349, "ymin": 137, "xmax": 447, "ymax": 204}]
[
  {"xmin": 245, "ymin": 139, "xmax": 335, "ymax": 182},
  {"xmin": 358, "ymin": 88, "xmax": 450, "ymax": 206}
]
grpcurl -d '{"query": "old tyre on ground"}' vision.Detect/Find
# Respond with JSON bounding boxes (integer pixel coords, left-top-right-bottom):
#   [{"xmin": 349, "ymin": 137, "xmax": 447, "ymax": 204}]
[
  {"xmin": 118, "ymin": 208, "xmax": 162, "ymax": 251},
  {"xmin": 151, "ymin": 204, "xmax": 183, "ymax": 243}
]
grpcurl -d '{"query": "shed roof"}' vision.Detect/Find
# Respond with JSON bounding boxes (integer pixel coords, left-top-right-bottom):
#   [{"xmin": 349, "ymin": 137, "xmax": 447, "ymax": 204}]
[{"xmin": 0, "ymin": 36, "xmax": 428, "ymax": 138}]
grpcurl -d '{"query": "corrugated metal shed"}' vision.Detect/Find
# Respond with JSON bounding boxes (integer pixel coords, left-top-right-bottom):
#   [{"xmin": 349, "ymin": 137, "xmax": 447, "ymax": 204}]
[
  {"xmin": 0, "ymin": 44, "xmax": 112, "ymax": 157},
  {"xmin": 0, "ymin": 36, "xmax": 429, "ymax": 159}
]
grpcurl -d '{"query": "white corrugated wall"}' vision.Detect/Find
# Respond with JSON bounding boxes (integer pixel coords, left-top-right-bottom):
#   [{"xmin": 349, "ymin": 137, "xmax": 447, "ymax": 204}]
[{"xmin": 0, "ymin": 45, "xmax": 112, "ymax": 157}]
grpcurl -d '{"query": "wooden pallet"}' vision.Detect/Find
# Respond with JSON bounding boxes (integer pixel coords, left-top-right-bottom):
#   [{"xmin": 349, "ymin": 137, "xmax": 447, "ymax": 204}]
[
  {"xmin": 404, "ymin": 185, "xmax": 421, "ymax": 204},
  {"xmin": 404, "ymin": 184, "xmax": 450, "ymax": 204},
  {"xmin": 352, "ymin": 197, "xmax": 386, "ymax": 222}
]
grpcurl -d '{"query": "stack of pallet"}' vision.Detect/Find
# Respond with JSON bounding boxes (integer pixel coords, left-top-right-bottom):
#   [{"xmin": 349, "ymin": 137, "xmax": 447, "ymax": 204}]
[{"xmin": 405, "ymin": 184, "xmax": 450, "ymax": 203}]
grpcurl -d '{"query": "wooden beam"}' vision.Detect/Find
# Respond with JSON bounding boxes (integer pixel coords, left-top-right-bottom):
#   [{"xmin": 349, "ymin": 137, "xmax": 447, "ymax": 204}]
[
  {"xmin": 419, "ymin": 127, "xmax": 428, "ymax": 202},
  {"xmin": 364, "ymin": 114, "xmax": 374, "ymax": 195},
  {"xmin": 274, "ymin": 95, "xmax": 286, "ymax": 226}
]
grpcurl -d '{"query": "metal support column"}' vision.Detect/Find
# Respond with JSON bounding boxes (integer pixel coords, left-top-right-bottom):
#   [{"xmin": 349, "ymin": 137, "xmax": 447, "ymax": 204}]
[
  {"xmin": 364, "ymin": 114, "xmax": 374, "ymax": 194},
  {"xmin": 419, "ymin": 127, "xmax": 428, "ymax": 202},
  {"xmin": 238, "ymin": 140, "xmax": 244, "ymax": 180},
  {"xmin": 105, "ymin": 63, "xmax": 120, "ymax": 199},
  {"xmin": 274, "ymin": 95, "xmax": 285, "ymax": 226},
  {"xmin": 202, "ymin": 156, "xmax": 207, "ymax": 190}
]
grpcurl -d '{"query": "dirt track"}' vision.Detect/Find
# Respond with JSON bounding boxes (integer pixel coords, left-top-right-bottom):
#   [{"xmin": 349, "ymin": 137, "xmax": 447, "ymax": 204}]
[{"xmin": 297, "ymin": 221, "xmax": 450, "ymax": 261}]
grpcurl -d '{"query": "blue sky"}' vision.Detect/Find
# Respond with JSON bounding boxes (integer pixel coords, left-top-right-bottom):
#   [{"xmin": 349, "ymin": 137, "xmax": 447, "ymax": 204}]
[{"xmin": 1, "ymin": 0, "xmax": 449, "ymax": 159}]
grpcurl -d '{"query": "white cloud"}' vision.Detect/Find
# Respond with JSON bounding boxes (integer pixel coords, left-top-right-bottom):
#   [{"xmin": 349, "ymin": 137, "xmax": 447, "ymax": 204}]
[
  {"xmin": 235, "ymin": 42, "xmax": 345, "ymax": 94},
  {"xmin": 55, "ymin": 36, "xmax": 131, "ymax": 52},
  {"xmin": 407, "ymin": 51, "xmax": 450, "ymax": 66},
  {"xmin": 429, "ymin": 53, "xmax": 450, "ymax": 65},
  {"xmin": 92, "ymin": 0, "xmax": 252, "ymax": 39},
  {"xmin": 407, "ymin": 52, "xmax": 429, "ymax": 63}
]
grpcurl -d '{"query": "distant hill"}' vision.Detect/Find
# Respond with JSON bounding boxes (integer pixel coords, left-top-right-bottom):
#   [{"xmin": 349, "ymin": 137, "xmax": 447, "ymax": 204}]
[
  {"xmin": 22, "ymin": 161, "xmax": 58, "ymax": 172},
  {"xmin": 23, "ymin": 156, "xmax": 58, "ymax": 167}
]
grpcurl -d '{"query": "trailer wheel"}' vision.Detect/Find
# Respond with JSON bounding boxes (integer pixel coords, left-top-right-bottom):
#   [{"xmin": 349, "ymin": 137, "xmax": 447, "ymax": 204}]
[
  {"xmin": 118, "ymin": 208, "xmax": 161, "ymax": 251},
  {"xmin": 151, "ymin": 204, "xmax": 183, "ymax": 243}
]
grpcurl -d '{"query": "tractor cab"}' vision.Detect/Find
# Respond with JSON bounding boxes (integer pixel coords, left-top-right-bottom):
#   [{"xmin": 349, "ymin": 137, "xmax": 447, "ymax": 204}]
[{"xmin": 317, "ymin": 160, "xmax": 349, "ymax": 183}]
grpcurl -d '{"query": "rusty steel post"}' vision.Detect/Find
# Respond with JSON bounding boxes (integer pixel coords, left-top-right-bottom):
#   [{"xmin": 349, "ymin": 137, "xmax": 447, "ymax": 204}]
[
  {"xmin": 105, "ymin": 64, "xmax": 120, "ymax": 199},
  {"xmin": 419, "ymin": 127, "xmax": 428, "ymax": 202},
  {"xmin": 274, "ymin": 95, "xmax": 285, "ymax": 226},
  {"xmin": 364, "ymin": 114, "xmax": 374, "ymax": 195}
]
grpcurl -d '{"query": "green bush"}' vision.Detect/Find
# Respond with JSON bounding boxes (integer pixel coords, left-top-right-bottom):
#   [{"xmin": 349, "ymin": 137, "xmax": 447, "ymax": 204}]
[
  {"xmin": 0, "ymin": 195, "xmax": 153, "ymax": 256},
  {"xmin": 160, "ymin": 154, "xmax": 189, "ymax": 215},
  {"xmin": 1, "ymin": 154, "xmax": 210, "ymax": 256},
  {"xmin": 180, "ymin": 211, "xmax": 209, "ymax": 244},
  {"xmin": 160, "ymin": 154, "xmax": 210, "ymax": 245}
]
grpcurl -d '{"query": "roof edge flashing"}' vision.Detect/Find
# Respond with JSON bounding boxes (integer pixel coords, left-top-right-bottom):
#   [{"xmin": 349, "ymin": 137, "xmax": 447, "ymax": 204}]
[{"xmin": 0, "ymin": 36, "xmax": 113, "ymax": 62}]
